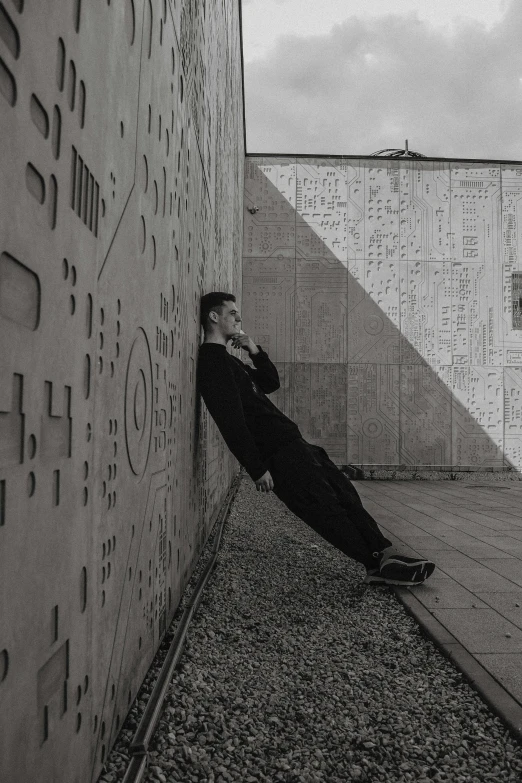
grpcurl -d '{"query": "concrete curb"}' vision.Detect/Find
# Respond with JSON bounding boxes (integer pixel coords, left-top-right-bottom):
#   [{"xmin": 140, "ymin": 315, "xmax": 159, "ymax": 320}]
[{"xmin": 394, "ymin": 586, "xmax": 522, "ymax": 744}]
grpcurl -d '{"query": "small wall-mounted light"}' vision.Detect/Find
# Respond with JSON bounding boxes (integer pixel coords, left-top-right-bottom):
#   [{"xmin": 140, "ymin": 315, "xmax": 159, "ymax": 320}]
[{"xmin": 247, "ymin": 206, "xmax": 259, "ymax": 215}]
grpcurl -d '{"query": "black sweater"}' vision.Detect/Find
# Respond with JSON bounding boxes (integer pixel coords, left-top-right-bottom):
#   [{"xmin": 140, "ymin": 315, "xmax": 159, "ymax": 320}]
[{"xmin": 197, "ymin": 342, "xmax": 302, "ymax": 481}]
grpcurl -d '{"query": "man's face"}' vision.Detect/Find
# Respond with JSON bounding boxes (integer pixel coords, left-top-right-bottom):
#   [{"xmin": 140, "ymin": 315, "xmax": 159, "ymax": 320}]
[{"xmin": 213, "ymin": 301, "xmax": 241, "ymax": 339}]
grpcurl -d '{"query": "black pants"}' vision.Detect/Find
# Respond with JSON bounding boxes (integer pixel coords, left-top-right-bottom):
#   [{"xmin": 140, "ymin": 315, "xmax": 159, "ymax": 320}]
[{"xmin": 268, "ymin": 437, "xmax": 392, "ymax": 570}]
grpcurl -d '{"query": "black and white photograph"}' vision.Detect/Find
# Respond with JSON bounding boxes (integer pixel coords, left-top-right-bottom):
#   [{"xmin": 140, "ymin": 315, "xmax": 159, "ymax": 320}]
[{"xmin": 1, "ymin": 0, "xmax": 522, "ymax": 781}]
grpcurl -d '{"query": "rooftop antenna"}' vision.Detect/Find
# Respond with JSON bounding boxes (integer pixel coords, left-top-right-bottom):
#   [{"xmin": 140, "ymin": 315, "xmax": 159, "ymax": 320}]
[{"xmin": 369, "ymin": 139, "xmax": 426, "ymax": 158}]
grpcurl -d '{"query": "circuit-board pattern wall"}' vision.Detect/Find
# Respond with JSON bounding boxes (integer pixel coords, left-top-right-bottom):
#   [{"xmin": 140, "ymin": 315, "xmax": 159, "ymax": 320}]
[
  {"xmin": 243, "ymin": 157, "xmax": 522, "ymax": 470},
  {"xmin": 0, "ymin": 1, "xmax": 244, "ymax": 781}
]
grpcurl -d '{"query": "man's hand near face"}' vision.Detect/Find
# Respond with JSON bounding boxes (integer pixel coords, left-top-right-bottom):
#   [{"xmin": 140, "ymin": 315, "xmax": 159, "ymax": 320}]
[{"xmin": 230, "ymin": 331, "xmax": 259, "ymax": 355}]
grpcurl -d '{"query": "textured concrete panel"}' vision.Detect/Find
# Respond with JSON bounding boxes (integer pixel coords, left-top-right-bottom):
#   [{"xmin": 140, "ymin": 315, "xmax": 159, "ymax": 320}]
[
  {"xmin": 347, "ymin": 364, "xmax": 400, "ymax": 465},
  {"xmin": 451, "ymin": 262, "xmax": 504, "ymax": 365},
  {"xmin": 348, "ymin": 258, "xmax": 400, "ymax": 364},
  {"xmin": 244, "ymin": 158, "xmax": 521, "ymax": 471},
  {"xmin": 450, "ymin": 164, "xmax": 501, "ymax": 263},
  {"xmin": 502, "ymin": 266, "xmax": 522, "ymax": 365},
  {"xmin": 502, "ymin": 166, "xmax": 522, "ymax": 267},
  {"xmin": 347, "ymin": 161, "xmax": 364, "ymax": 259},
  {"xmin": 400, "ymin": 365, "xmax": 453, "ymax": 467},
  {"xmin": 499, "ymin": 170, "xmax": 522, "ymax": 361},
  {"xmin": 399, "ymin": 261, "xmax": 452, "ymax": 366},
  {"xmin": 0, "ymin": 2, "xmax": 244, "ymax": 782},
  {"xmin": 295, "ymin": 259, "xmax": 348, "ymax": 363},
  {"xmin": 243, "ymin": 158, "xmax": 296, "ymax": 258},
  {"xmin": 440, "ymin": 366, "xmax": 504, "ymax": 468},
  {"xmin": 399, "ymin": 161, "xmax": 451, "ymax": 261},
  {"xmin": 293, "ymin": 363, "xmax": 348, "ymax": 462},
  {"xmin": 242, "ymin": 256, "xmax": 296, "ymax": 363},
  {"xmin": 504, "ymin": 367, "xmax": 522, "ymax": 469},
  {"xmin": 295, "ymin": 160, "xmax": 348, "ymax": 262},
  {"xmin": 347, "ymin": 160, "xmax": 400, "ymax": 261}
]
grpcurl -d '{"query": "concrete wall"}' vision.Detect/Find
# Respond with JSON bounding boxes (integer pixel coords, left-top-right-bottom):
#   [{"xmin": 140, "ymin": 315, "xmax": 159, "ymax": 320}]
[
  {"xmin": 243, "ymin": 157, "xmax": 522, "ymax": 471},
  {"xmin": 0, "ymin": 1, "xmax": 244, "ymax": 781}
]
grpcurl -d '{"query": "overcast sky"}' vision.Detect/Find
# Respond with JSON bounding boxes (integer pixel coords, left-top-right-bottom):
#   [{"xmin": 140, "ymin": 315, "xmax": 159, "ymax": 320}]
[{"xmin": 242, "ymin": 0, "xmax": 522, "ymax": 159}]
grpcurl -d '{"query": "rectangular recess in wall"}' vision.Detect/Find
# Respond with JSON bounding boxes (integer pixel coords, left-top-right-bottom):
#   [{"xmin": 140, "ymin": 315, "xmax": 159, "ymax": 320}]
[
  {"xmin": 0, "ymin": 479, "xmax": 5, "ymax": 525},
  {"xmin": 53, "ymin": 470, "xmax": 60, "ymax": 506},
  {"xmin": 70, "ymin": 146, "xmax": 99, "ymax": 237},
  {"xmin": 52, "ymin": 605, "xmax": 58, "ymax": 643}
]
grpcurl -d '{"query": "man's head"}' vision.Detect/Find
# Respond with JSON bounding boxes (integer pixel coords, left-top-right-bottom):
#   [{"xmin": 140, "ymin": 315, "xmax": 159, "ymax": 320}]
[{"xmin": 200, "ymin": 292, "xmax": 241, "ymax": 341}]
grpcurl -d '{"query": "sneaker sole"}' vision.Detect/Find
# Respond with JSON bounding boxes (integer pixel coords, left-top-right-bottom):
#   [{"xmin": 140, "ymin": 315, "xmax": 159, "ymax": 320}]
[
  {"xmin": 364, "ymin": 562, "xmax": 435, "ymax": 586},
  {"xmin": 364, "ymin": 575, "xmax": 428, "ymax": 586},
  {"xmin": 382, "ymin": 555, "xmax": 434, "ymax": 568}
]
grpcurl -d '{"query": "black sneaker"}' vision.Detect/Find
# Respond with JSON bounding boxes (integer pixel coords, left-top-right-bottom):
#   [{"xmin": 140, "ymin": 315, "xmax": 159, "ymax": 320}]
[{"xmin": 364, "ymin": 552, "xmax": 435, "ymax": 586}]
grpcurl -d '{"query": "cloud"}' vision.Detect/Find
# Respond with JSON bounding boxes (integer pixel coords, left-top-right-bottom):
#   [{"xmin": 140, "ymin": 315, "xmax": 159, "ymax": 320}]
[{"xmin": 244, "ymin": 1, "xmax": 522, "ymax": 158}]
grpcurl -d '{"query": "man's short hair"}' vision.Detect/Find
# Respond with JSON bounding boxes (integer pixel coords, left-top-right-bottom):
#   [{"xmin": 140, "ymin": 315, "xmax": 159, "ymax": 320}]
[{"xmin": 200, "ymin": 292, "xmax": 236, "ymax": 329}]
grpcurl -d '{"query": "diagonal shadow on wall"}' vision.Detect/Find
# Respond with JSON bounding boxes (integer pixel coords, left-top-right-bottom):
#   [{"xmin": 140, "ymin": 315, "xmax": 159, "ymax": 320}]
[{"xmin": 242, "ymin": 160, "xmax": 518, "ymax": 473}]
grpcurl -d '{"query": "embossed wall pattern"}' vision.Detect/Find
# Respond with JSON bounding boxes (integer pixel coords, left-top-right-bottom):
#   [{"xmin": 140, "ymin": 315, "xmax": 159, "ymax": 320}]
[
  {"xmin": 0, "ymin": 1, "xmax": 244, "ymax": 781},
  {"xmin": 243, "ymin": 157, "xmax": 522, "ymax": 470}
]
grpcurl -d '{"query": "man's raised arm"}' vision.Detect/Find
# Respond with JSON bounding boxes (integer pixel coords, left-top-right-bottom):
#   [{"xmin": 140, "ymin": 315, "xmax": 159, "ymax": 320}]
[
  {"xmin": 230, "ymin": 332, "xmax": 280, "ymax": 394},
  {"xmin": 243, "ymin": 345, "xmax": 280, "ymax": 394}
]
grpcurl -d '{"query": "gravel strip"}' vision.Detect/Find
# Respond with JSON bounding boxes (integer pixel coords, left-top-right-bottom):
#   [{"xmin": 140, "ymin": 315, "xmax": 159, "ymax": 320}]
[{"xmin": 100, "ymin": 472, "xmax": 522, "ymax": 783}]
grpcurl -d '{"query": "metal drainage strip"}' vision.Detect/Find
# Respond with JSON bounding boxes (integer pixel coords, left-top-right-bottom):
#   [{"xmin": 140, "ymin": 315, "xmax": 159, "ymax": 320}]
[{"xmin": 121, "ymin": 474, "xmax": 241, "ymax": 783}]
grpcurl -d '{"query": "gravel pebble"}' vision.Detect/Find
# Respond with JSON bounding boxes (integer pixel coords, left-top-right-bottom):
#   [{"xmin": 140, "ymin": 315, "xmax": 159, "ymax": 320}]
[{"xmin": 99, "ymin": 472, "xmax": 522, "ymax": 783}]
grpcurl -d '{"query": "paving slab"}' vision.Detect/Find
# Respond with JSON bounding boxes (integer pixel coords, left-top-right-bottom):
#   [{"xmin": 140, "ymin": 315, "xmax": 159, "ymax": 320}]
[
  {"xmin": 410, "ymin": 578, "xmax": 489, "ymax": 609},
  {"xmin": 505, "ymin": 530, "xmax": 522, "ymax": 542},
  {"xmin": 471, "ymin": 511, "xmax": 522, "ymax": 528},
  {"xmin": 419, "ymin": 549, "xmax": 488, "ymax": 569},
  {"xmin": 427, "ymin": 507, "xmax": 522, "ymax": 534},
  {"xmin": 365, "ymin": 483, "xmax": 522, "ymax": 529},
  {"xmin": 460, "ymin": 489, "xmax": 521, "ymax": 508},
  {"xmin": 453, "ymin": 542, "xmax": 517, "ymax": 559},
  {"xmin": 477, "ymin": 559, "xmax": 522, "ymax": 588},
  {"xmin": 462, "ymin": 524, "xmax": 522, "ymax": 541},
  {"xmin": 475, "ymin": 655, "xmax": 522, "ymax": 705},
  {"xmin": 395, "ymin": 588, "xmax": 522, "ymax": 741},
  {"xmin": 444, "ymin": 508, "xmax": 522, "ymax": 531},
  {"xmin": 355, "ymin": 479, "xmax": 522, "ymax": 737},
  {"xmin": 436, "ymin": 565, "xmax": 522, "ymax": 592},
  {"xmin": 478, "ymin": 536, "xmax": 522, "ymax": 555},
  {"xmin": 431, "ymin": 608, "xmax": 522, "ymax": 653},
  {"xmin": 391, "ymin": 533, "xmax": 455, "ymax": 550},
  {"xmin": 437, "ymin": 533, "xmax": 504, "ymax": 548},
  {"xmin": 476, "ymin": 590, "xmax": 522, "ymax": 630}
]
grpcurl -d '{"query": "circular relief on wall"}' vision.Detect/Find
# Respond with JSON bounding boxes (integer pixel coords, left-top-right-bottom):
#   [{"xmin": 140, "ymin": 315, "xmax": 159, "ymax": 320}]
[
  {"xmin": 362, "ymin": 419, "xmax": 383, "ymax": 439},
  {"xmin": 364, "ymin": 314, "xmax": 384, "ymax": 335},
  {"xmin": 125, "ymin": 328, "xmax": 153, "ymax": 478}
]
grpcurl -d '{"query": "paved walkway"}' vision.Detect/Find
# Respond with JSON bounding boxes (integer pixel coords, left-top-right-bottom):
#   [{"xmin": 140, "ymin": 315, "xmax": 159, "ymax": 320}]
[{"xmin": 354, "ymin": 479, "xmax": 522, "ymax": 738}]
